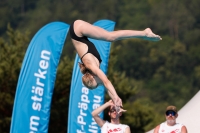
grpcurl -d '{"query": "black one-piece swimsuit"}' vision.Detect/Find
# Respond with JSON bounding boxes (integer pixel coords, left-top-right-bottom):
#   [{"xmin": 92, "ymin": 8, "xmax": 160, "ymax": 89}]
[{"xmin": 69, "ymin": 21, "xmax": 102, "ymax": 63}]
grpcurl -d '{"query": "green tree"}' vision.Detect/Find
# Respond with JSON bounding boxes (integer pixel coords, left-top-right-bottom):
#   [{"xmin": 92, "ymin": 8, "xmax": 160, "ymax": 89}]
[
  {"xmin": 0, "ymin": 25, "xmax": 30, "ymax": 133},
  {"xmin": 1, "ymin": 0, "xmax": 200, "ymax": 132},
  {"xmin": 103, "ymin": 44, "xmax": 157, "ymax": 133}
]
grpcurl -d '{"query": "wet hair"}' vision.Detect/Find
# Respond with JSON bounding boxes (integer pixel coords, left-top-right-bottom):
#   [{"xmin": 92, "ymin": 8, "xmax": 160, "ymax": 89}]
[{"xmin": 78, "ymin": 62, "xmax": 98, "ymax": 89}]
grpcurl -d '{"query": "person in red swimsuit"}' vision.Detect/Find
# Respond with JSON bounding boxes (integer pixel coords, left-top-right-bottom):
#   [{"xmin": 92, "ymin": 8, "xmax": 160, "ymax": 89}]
[{"xmin": 69, "ymin": 20, "xmax": 162, "ymax": 107}]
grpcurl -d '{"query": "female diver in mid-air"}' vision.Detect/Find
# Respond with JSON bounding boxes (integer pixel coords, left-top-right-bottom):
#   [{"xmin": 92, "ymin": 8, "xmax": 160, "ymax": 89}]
[{"xmin": 69, "ymin": 20, "xmax": 162, "ymax": 108}]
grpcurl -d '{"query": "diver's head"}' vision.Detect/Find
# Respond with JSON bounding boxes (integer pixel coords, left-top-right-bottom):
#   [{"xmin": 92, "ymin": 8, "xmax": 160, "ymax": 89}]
[
  {"xmin": 78, "ymin": 62, "xmax": 100, "ymax": 89},
  {"xmin": 82, "ymin": 72, "xmax": 98, "ymax": 89}
]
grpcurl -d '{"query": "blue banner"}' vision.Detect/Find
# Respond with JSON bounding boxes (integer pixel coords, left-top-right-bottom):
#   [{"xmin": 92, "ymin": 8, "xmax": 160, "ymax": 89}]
[
  {"xmin": 10, "ymin": 22, "xmax": 69, "ymax": 133},
  {"xmin": 68, "ymin": 20, "xmax": 116, "ymax": 133}
]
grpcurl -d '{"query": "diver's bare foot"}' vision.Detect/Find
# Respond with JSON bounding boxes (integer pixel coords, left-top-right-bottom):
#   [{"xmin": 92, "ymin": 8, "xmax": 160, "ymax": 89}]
[{"xmin": 143, "ymin": 28, "xmax": 162, "ymax": 41}]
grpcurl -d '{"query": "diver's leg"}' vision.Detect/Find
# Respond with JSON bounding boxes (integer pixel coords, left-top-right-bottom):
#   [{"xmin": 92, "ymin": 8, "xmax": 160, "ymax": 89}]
[{"xmin": 73, "ymin": 20, "xmax": 162, "ymax": 42}]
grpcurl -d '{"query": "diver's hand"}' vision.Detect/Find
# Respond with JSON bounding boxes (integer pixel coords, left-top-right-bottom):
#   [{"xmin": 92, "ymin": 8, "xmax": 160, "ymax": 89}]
[
  {"xmin": 113, "ymin": 96, "xmax": 122, "ymax": 108},
  {"xmin": 118, "ymin": 107, "xmax": 127, "ymax": 113},
  {"xmin": 108, "ymin": 99, "xmax": 126, "ymax": 114},
  {"xmin": 114, "ymin": 105, "xmax": 127, "ymax": 114}
]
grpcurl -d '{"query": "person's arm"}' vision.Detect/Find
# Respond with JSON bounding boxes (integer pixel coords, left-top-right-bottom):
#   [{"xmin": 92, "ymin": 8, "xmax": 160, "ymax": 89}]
[
  {"xmin": 153, "ymin": 125, "xmax": 160, "ymax": 133},
  {"xmin": 125, "ymin": 126, "xmax": 131, "ymax": 133},
  {"xmin": 181, "ymin": 126, "xmax": 188, "ymax": 133},
  {"xmin": 90, "ymin": 65, "xmax": 122, "ymax": 107},
  {"xmin": 92, "ymin": 100, "xmax": 113, "ymax": 127}
]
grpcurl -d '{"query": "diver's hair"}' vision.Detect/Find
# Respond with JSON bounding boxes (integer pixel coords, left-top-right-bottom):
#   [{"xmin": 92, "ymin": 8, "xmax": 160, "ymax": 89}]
[
  {"xmin": 82, "ymin": 73, "xmax": 98, "ymax": 89},
  {"xmin": 78, "ymin": 62, "xmax": 88, "ymax": 74},
  {"xmin": 78, "ymin": 62, "xmax": 99, "ymax": 89},
  {"xmin": 82, "ymin": 75, "xmax": 90, "ymax": 88}
]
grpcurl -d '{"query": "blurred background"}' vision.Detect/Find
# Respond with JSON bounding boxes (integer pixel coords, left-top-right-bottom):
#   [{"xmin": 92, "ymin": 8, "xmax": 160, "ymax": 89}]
[{"xmin": 0, "ymin": 0, "xmax": 200, "ymax": 133}]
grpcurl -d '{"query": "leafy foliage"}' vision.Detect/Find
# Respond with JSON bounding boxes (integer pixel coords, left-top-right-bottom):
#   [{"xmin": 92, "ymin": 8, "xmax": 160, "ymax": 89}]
[
  {"xmin": 0, "ymin": 25, "xmax": 30, "ymax": 133},
  {"xmin": 0, "ymin": 0, "xmax": 200, "ymax": 133}
]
